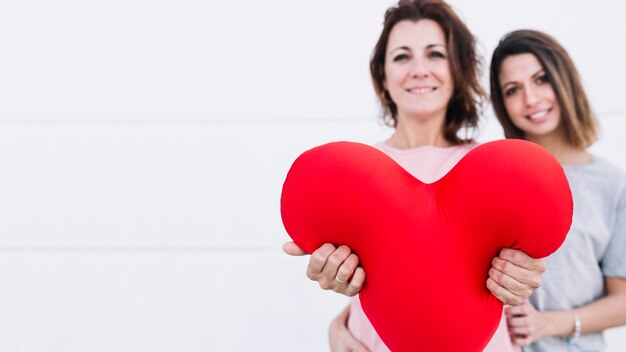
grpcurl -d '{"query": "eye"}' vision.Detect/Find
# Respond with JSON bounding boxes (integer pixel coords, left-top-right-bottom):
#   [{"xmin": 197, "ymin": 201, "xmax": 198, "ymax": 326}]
[
  {"xmin": 536, "ymin": 74, "xmax": 550, "ymax": 84},
  {"xmin": 393, "ymin": 53, "xmax": 410, "ymax": 62},
  {"xmin": 428, "ymin": 51, "xmax": 446, "ymax": 59},
  {"xmin": 504, "ymin": 86, "xmax": 519, "ymax": 97}
]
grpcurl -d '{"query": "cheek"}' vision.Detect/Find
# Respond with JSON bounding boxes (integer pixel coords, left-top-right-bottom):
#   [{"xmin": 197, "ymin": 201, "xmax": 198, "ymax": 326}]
[
  {"xmin": 446, "ymin": 74, "xmax": 454, "ymax": 94},
  {"xmin": 503, "ymin": 96, "xmax": 519, "ymax": 115},
  {"xmin": 384, "ymin": 69, "xmax": 401, "ymax": 91},
  {"xmin": 552, "ymin": 106, "xmax": 562, "ymax": 125},
  {"xmin": 385, "ymin": 63, "xmax": 406, "ymax": 80},
  {"xmin": 503, "ymin": 99, "xmax": 526, "ymax": 126},
  {"xmin": 544, "ymin": 86, "xmax": 558, "ymax": 103},
  {"xmin": 436, "ymin": 64, "xmax": 453, "ymax": 85},
  {"xmin": 503, "ymin": 99, "xmax": 514, "ymax": 115}
]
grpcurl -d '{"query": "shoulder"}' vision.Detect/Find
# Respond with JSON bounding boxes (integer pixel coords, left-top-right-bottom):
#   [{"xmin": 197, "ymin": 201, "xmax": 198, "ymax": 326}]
[
  {"xmin": 566, "ymin": 157, "xmax": 626, "ymax": 206},
  {"xmin": 565, "ymin": 156, "xmax": 626, "ymax": 185}
]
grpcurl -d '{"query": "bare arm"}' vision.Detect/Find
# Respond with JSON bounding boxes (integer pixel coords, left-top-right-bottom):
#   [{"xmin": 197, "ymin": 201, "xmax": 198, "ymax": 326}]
[
  {"xmin": 328, "ymin": 305, "xmax": 370, "ymax": 352},
  {"xmin": 507, "ymin": 277, "xmax": 626, "ymax": 346}
]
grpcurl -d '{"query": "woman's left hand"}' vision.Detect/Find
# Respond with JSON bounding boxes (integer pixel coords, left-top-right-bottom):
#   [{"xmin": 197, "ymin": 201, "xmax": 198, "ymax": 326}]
[
  {"xmin": 486, "ymin": 248, "xmax": 546, "ymax": 305},
  {"xmin": 505, "ymin": 301, "xmax": 548, "ymax": 346}
]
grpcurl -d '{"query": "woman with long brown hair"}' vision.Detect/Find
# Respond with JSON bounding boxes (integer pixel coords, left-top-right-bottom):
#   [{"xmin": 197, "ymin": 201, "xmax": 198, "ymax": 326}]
[{"xmin": 490, "ymin": 29, "xmax": 626, "ymax": 352}]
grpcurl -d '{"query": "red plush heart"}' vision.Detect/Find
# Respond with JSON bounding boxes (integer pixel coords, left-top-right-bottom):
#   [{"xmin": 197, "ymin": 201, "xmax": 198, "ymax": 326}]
[{"xmin": 281, "ymin": 139, "xmax": 572, "ymax": 351}]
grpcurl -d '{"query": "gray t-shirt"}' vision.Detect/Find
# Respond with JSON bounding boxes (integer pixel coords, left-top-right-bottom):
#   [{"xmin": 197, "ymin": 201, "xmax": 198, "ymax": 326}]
[{"xmin": 524, "ymin": 156, "xmax": 626, "ymax": 352}]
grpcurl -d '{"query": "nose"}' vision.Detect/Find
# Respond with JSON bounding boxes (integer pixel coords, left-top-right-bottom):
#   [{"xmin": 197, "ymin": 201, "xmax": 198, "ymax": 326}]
[
  {"xmin": 410, "ymin": 59, "xmax": 429, "ymax": 78},
  {"xmin": 524, "ymin": 86, "xmax": 539, "ymax": 107}
]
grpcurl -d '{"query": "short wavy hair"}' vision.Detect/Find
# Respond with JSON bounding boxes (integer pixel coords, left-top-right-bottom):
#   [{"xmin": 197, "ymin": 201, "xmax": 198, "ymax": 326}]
[{"xmin": 370, "ymin": 0, "xmax": 485, "ymax": 145}]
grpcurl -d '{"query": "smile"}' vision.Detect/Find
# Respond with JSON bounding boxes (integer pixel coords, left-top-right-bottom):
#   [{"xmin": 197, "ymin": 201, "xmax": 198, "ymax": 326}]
[
  {"xmin": 407, "ymin": 87, "xmax": 437, "ymax": 94},
  {"xmin": 527, "ymin": 108, "xmax": 552, "ymax": 120}
]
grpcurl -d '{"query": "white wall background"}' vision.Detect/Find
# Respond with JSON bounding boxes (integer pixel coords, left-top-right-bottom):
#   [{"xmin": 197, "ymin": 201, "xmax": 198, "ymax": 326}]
[{"xmin": 0, "ymin": 0, "xmax": 624, "ymax": 351}]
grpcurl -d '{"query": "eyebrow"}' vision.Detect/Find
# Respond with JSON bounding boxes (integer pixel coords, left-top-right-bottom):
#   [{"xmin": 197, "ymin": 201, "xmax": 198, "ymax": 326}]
[
  {"xmin": 501, "ymin": 68, "xmax": 545, "ymax": 90},
  {"xmin": 531, "ymin": 69, "xmax": 546, "ymax": 79},
  {"xmin": 389, "ymin": 44, "xmax": 447, "ymax": 55}
]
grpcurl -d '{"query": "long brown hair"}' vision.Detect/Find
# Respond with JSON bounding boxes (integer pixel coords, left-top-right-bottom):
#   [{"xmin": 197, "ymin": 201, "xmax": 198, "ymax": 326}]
[
  {"xmin": 371, "ymin": 0, "xmax": 485, "ymax": 145},
  {"xmin": 490, "ymin": 29, "xmax": 598, "ymax": 148}
]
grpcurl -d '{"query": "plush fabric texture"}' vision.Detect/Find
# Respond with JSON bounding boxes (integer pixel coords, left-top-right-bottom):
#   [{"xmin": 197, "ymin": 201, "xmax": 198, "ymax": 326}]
[{"xmin": 280, "ymin": 139, "xmax": 573, "ymax": 352}]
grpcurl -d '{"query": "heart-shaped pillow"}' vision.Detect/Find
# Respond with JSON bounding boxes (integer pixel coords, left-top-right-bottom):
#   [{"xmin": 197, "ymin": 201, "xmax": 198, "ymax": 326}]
[{"xmin": 280, "ymin": 139, "xmax": 572, "ymax": 351}]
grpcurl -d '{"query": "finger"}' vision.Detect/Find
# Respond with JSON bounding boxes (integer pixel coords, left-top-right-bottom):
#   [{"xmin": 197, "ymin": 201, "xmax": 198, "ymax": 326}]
[
  {"xmin": 505, "ymin": 303, "xmax": 529, "ymax": 317},
  {"xmin": 499, "ymin": 249, "xmax": 546, "ymax": 273},
  {"xmin": 321, "ymin": 245, "xmax": 352, "ymax": 278},
  {"xmin": 335, "ymin": 253, "xmax": 360, "ymax": 283},
  {"xmin": 307, "ymin": 243, "xmax": 337, "ymax": 281},
  {"xmin": 491, "ymin": 257, "xmax": 540, "ymax": 295},
  {"xmin": 491, "ymin": 256, "xmax": 533, "ymax": 285},
  {"xmin": 282, "ymin": 241, "xmax": 308, "ymax": 256},
  {"xmin": 507, "ymin": 315, "xmax": 531, "ymax": 328},
  {"xmin": 511, "ymin": 334, "xmax": 532, "ymax": 346},
  {"xmin": 489, "ymin": 266, "xmax": 532, "ymax": 299},
  {"xmin": 318, "ymin": 245, "xmax": 352, "ymax": 290},
  {"xmin": 486, "ymin": 277, "xmax": 525, "ymax": 306},
  {"xmin": 343, "ymin": 267, "xmax": 366, "ymax": 297},
  {"xmin": 509, "ymin": 325, "xmax": 532, "ymax": 335}
]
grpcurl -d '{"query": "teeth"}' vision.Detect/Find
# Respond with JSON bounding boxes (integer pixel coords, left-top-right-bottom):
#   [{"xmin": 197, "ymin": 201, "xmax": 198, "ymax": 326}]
[
  {"xmin": 528, "ymin": 109, "xmax": 549, "ymax": 120},
  {"xmin": 409, "ymin": 87, "xmax": 434, "ymax": 94}
]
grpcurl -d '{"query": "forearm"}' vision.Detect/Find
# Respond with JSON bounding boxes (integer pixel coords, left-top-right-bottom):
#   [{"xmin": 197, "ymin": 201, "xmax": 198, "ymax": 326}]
[
  {"xmin": 328, "ymin": 304, "xmax": 370, "ymax": 352},
  {"xmin": 536, "ymin": 310, "xmax": 575, "ymax": 338},
  {"xmin": 576, "ymin": 290, "xmax": 626, "ymax": 334},
  {"xmin": 542, "ymin": 277, "xmax": 626, "ymax": 337},
  {"xmin": 330, "ymin": 304, "xmax": 351, "ymax": 332}
]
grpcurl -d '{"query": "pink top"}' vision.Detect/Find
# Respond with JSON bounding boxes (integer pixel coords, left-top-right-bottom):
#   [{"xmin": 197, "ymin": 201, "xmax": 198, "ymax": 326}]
[{"xmin": 346, "ymin": 142, "xmax": 519, "ymax": 352}]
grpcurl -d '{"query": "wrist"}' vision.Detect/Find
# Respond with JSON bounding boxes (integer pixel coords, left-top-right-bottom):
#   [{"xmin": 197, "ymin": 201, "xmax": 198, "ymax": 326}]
[
  {"xmin": 542, "ymin": 311, "xmax": 574, "ymax": 338},
  {"xmin": 566, "ymin": 310, "xmax": 581, "ymax": 345}
]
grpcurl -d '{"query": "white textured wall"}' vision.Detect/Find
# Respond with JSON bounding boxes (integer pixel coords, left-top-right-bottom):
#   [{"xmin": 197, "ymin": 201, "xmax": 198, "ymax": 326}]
[{"xmin": 0, "ymin": 0, "xmax": 624, "ymax": 350}]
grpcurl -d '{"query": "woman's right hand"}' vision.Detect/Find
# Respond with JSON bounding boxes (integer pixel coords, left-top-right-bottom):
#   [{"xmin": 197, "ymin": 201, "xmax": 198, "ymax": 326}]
[
  {"xmin": 329, "ymin": 305, "xmax": 370, "ymax": 352},
  {"xmin": 283, "ymin": 241, "xmax": 365, "ymax": 297}
]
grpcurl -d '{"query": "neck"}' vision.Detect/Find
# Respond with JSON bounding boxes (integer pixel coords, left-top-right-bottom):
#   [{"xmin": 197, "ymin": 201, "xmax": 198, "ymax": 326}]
[
  {"xmin": 526, "ymin": 133, "xmax": 591, "ymax": 165},
  {"xmin": 388, "ymin": 114, "xmax": 451, "ymax": 149}
]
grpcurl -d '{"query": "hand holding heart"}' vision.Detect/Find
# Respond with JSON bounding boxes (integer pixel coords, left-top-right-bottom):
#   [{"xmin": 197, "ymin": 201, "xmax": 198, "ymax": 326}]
[{"xmin": 280, "ymin": 139, "xmax": 572, "ymax": 351}]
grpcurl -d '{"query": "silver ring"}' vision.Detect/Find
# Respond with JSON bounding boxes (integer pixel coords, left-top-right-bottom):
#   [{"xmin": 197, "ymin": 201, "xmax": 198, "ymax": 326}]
[{"xmin": 335, "ymin": 275, "xmax": 347, "ymax": 284}]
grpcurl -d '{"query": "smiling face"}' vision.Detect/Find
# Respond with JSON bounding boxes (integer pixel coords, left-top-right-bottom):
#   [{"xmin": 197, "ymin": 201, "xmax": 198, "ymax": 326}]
[
  {"xmin": 383, "ymin": 19, "xmax": 454, "ymax": 124},
  {"xmin": 498, "ymin": 53, "xmax": 562, "ymax": 140}
]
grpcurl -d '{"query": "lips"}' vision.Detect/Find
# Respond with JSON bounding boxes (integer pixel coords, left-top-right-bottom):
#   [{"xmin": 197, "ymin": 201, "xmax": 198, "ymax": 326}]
[
  {"xmin": 406, "ymin": 86, "xmax": 437, "ymax": 94},
  {"xmin": 526, "ymin": 107, "xmax": 552, "ymax": 121}
]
